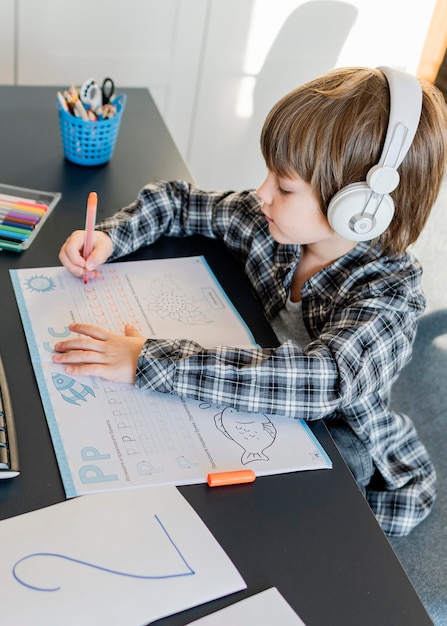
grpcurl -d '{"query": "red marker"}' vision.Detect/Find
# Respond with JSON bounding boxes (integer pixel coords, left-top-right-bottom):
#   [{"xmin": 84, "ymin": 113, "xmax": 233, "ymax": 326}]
[
  {"xmin": 83, "ymin": 192, "xmax": 97, "ymax": 285},
  {"xmin": 207, "ymin": 469, "xmax": 256, "ymax": 487}
]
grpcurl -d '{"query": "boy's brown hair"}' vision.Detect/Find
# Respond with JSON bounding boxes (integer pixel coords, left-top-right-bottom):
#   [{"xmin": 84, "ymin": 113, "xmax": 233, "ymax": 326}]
[{"xmin": 260, "ymin": 67, "xmax": 447, "ymax": 254}]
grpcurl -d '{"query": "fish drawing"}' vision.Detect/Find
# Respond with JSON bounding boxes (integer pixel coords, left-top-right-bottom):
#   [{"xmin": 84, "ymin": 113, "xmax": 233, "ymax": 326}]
[
  {"xmin": 214, "ymin": 407, "xmax": 277, "ymax": 464},
  {"xmin": 51, "ymin": 372, "xmax": 95, "ymax": 406}
]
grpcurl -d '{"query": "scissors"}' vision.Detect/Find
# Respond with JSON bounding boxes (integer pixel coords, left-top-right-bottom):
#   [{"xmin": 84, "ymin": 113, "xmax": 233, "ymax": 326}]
[{"xmin": 101, "ymin": 77, "xmax": 115, "ymax": 105}]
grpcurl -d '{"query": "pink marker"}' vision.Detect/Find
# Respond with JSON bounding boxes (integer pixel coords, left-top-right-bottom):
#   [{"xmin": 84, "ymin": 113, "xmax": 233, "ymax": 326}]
[{"xmin": 83, "ymin": 192, "xmax": 97, "ymax": 285}]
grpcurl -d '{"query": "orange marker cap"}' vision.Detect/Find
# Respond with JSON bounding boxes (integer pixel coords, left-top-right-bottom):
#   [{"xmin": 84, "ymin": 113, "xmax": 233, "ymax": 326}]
[{"xmin": 207, "ymin": 469, "xmax": 256, "ymax": 487}]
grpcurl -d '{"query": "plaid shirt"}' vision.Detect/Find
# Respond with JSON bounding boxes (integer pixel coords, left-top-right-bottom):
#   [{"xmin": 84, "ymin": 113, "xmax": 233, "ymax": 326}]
[{"xmin": 97, "ymin": 180, "xmax": 436, "ymax": 536}]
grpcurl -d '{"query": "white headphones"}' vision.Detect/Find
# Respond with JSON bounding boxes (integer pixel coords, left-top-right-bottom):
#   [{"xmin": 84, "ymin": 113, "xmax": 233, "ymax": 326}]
[{"xmin": 327, "ymin": 66, "xmax": 422, "ymax": 241}]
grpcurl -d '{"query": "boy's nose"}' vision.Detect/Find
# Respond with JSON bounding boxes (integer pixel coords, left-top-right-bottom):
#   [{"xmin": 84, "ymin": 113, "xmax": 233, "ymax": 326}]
[{"xmin": 256, "ymin": 176, "xmax": 272, "ymax": 205}]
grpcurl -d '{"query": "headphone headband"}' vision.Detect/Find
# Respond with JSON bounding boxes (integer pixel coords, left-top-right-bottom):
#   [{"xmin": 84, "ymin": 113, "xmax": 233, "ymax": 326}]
[{"xmin": 376, "ymin": 66, "xmax": 422, "ymax": 170}]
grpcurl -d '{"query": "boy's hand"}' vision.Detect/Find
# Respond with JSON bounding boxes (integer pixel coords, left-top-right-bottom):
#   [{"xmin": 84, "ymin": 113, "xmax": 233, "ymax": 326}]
[
  {"xmin": 52, "ymin": 322, "xmax": 146, "ymax": 383},
  {"xmin": 59, "ymin": 230, "xmax": 113, "ymax": 279}
]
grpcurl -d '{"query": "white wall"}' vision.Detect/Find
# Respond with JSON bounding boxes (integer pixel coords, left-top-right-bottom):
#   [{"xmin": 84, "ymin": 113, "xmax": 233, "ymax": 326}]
[
  {"xmin": 1, "ymin": 0, "xmax": 437, "ymax": 190},
  {"xmin": 188, "ymin": 0, "xmax": 437, "ymax": 191},
  {"xmin": 0, "ymin": 0, "xmax": 15, "ymax": 83}
]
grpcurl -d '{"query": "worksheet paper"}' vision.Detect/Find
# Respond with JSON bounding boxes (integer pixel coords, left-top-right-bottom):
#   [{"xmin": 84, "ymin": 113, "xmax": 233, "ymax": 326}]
[
  {"xmin": 0, "ymin": 486, "xmax": 246, "ymax": 626},
  {"xmin": 10, "ymin": 257, "xmax": 331, "ymax": 497},
  {"xmin": 186, "ymin": 588, "xmax": 306, "ymax": 625}
]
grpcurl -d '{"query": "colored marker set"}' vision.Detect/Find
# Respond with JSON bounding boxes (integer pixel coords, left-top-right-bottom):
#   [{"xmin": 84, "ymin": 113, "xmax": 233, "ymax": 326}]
[{"xmin": 0, "ymin": 184, "xmax": 61, "ymax": 252}]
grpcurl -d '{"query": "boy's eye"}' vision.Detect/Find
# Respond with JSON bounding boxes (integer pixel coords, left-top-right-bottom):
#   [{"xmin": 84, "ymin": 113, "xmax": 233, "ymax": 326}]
[{"xmin": 277, "ymin": 187, "xmax": 290, "ymax": 196}]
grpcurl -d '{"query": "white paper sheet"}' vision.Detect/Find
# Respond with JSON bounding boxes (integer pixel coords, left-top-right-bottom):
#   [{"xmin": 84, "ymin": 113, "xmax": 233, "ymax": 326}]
[
  {"xmin": 186, "ymin": 588, "xmax": 306, "ymax": 625},
  {"xmin": 10, "ymin": 257, "xmax": 331, "ymax": 497},
  {"xmin": 0, "ymin": 486, "xmax": 246, "ymax": 626}
]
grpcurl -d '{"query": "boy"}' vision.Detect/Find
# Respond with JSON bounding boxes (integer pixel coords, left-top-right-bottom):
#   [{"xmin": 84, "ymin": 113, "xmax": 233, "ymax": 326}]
[{"xmin": 55, "ymin": 67, "xmax": 447, "ymax": 536}]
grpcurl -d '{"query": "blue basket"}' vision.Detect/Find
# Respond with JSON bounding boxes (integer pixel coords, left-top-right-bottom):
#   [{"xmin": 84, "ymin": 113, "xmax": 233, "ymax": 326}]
[{"xmin": 57, "ymin": 94, "xmax": 126, "ymax": 166}]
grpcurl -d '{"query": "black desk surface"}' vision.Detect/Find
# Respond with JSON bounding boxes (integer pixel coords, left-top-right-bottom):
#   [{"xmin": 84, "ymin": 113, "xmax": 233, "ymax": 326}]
[{"xmin": 0, "ymin": 86, "xmax": 432, "ymax": 625}]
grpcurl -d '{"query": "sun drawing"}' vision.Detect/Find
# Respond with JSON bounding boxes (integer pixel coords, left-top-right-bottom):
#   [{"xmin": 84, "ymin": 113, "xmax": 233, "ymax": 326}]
[{"xmin": 24, "ymin": 274, "xmax": 56, "ymax": 293}]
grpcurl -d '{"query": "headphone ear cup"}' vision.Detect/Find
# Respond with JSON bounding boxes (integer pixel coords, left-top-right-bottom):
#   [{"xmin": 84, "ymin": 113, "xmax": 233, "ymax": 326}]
[{"xmin": 327, "ymin": 182, "xmax": 395, "ymax": 241}]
